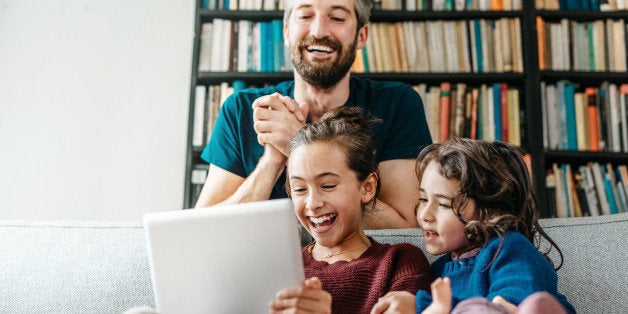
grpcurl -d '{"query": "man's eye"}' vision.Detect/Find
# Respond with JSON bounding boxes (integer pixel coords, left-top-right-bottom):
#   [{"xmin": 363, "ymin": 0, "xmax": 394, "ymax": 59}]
[{"xmin": 330, "ymin": 17, "xmax": 346, "ymax": 22}]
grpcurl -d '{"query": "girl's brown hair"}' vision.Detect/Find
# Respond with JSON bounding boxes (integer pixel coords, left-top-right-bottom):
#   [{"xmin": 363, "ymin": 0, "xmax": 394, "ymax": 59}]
[
  {"xmin": 286, "ymin": 106, "xmax": 381, "ymax": 209},
  {"xmin": 416, "ymin": 137, "xmax": 564, "ymax": 269}
]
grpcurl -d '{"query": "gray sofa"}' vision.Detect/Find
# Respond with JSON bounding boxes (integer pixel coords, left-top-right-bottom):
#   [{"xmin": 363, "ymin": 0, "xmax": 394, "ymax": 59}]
[{"xmin": 1, "ymin": 213, "xmax": 627, "ymax": 313}]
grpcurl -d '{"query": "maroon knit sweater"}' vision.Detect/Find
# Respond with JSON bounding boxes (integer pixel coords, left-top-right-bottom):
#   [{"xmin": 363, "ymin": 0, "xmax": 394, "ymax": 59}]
[{"xmin": 303, "ymin": 238, "xmax": 433, "ymax": 314}]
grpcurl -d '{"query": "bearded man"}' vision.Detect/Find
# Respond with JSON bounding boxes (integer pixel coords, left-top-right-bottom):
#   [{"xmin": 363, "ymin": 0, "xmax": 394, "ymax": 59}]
[{"xmin": 195, "ymin": 0, "xmax": 432, "ymax": 229}]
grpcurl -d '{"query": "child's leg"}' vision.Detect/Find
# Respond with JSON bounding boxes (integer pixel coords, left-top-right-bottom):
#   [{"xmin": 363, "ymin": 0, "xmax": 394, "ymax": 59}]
[
  {"xmin": 451, "ymin": 297, "xmax": 511, "ymax": 314},
  {"xmin": 422, "ymin": 277, "xmax": 452, "ymax": 314},
  {"xmin": 516, "ymin": 292, "xmax": 567, "ymax": 314}
]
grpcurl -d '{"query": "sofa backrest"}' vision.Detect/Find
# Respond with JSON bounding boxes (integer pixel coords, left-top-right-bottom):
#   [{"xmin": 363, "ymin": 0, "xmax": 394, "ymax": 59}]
[
  {"xmin": 2, "ymin": 213, "xmax": 627, "ymax": 313},
  {"xmin": 367, "ymin": 212, "xmax": 628, "ymax": 314}
]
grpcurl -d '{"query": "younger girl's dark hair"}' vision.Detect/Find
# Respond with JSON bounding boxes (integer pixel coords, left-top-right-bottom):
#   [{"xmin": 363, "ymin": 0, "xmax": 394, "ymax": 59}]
[
  {"xmin": 415, "ymin": 137, "xmax": 564, "ymax": 270},
  {"xmin": 286, "ymin": 106, "xmax": 381, "ymax": 209}
]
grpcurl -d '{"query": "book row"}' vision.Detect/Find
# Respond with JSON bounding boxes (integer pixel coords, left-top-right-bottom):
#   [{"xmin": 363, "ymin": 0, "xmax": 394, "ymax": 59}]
[
  {"xmin": 201, "ymin": 0, "xmax": 284, "ymax": 10},
  {"xmin": 376, "ymin": 0, "xmax": 523, "ymax": 11},
  {"xmin": 201, "ymin": 0, "xmax": 524, "ymax": 11},
  {"xmin": 536, "ymin": 18, "xmax": 627, "ymax": 72},
  {"xmin": 192, "ymin": 80, "xmax": 522, "ymax": 149},
  {"xmin": 198, "ymin": 17, "xmax": 524, "ymax": 74},
  {"xmin": 192, "ymin": 82, "xmax": 243, "ymax": 148},
  {"xmin": 198, "ymin": 19, "xmax": 292, "ymax": 73},
  {"xmin": 352, "ymin": 18, "xmax": 523, "ymax": 73},
  {"xmin": 546, "ymin": 162, "xmax": 628, "ymax": 218},
  {"xmin": 542, "ymin": 81, "xmax": 628, "ymax": 153},
  {"xmin": 415, "ymin": 82, "xmax": 521, "ymax": 145},
  {"xmin": 536, "ymin": 0, "xmax": 628, "ymax": 11}
]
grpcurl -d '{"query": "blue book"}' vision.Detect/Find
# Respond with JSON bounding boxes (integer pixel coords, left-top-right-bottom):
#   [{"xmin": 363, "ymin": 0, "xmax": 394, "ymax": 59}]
[
  {"xmin": 564, "ymin": 83, "xmax": 578, "ymax": 150},
  {"xmin": 590, "ymin": 0, "xmax": 600, "ymax": 10},
  {"xmin": 493, "ymin": 83, "xmax": 502, "ymax": 141},
  {"xmin": 473, "ymin": 19, "xmax": 483, "ymax": 73},
  {"xmin": 580, "ymin": 0, "xmax": 591, "ymax": 10},
  {"xmin": 272, "ymin": 20, "xmax": 284, "ymax": 72},
  {"xmin": 602, "ymin": 166, "xmax": 620, "ymax": 214},
  {"xmin": 260, "ymin": 22, "xmax": 271, "ymax": 73}
]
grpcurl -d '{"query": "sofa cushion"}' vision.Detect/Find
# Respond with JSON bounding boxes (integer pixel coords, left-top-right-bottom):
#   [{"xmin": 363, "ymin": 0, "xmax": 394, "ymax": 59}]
[{"xmin": 0, "ymin": 220, "xmax": 153, "ymax": 313}]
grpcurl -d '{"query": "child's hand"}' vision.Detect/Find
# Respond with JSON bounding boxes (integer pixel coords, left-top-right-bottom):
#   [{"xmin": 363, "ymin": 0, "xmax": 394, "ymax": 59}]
[
  {"xmin": 492, "ymin": 296, "xmax": 517, "ymax": 313},
  {"xmin": 422, "ymin": 277, "xmax": 452, "ymax": 314},
  {"xmin": 370, "ymin": 291, "xmax": 416, "ymax": 314},
  {"xmin": 269, "ymin": 277, "xmax": 331, "ymax": 314}
]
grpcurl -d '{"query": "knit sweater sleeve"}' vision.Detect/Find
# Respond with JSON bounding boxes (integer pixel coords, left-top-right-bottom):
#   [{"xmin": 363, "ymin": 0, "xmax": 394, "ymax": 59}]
[
  {"xmin": 482, "ymin": 232, "xmax": 576, "ymax": 314},
  {"xmin": 388, "ymin": 243, "xmax": 434, "ymax": 293}
]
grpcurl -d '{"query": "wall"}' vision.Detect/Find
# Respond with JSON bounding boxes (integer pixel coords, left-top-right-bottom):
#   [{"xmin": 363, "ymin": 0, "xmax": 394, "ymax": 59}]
[{"xmin": 0, "ymin": 0, "xmax": 195, "ymax": 220}]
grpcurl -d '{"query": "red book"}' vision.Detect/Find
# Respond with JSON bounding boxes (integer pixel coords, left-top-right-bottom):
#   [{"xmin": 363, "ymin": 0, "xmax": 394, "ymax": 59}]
[
  {"xmin": 500, "ymin": 83, "xmax": 509, "ymax": 143},
  {"xmin": 439, "ymin": 82, "xmax": 452, "ymax": 142}
]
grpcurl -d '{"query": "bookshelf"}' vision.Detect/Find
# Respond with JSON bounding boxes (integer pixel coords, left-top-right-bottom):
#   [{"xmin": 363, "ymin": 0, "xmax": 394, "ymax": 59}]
[{"xmin": 183, "ymin": 1, "xmax": 628, "ymax": 219}]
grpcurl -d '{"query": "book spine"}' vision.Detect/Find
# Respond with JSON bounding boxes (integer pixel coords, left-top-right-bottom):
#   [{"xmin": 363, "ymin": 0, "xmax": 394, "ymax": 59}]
[{"xmin": 439, "ymin": 82, "xmax": 452, "ymax": 142}]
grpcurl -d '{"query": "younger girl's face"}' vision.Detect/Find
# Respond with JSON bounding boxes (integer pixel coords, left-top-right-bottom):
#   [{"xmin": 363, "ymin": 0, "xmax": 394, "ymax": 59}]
[
  {"xmin": 287, "ymin": 142, "xmax": 376, "ymax": 248},
  {"xmin": 416, "ymin": 161, "xmax": 475, "ymax": 259}
]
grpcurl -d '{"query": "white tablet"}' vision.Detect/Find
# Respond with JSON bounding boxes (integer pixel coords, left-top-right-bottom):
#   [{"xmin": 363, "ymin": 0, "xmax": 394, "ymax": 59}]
[{"xmin": 143, "ymin": 199, "xmax": 304, "ymax": 313}]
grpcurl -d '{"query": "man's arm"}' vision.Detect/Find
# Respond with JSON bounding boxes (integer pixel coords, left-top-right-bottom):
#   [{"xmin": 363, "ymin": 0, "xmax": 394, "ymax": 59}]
[
  {"xmin": 194, "ymin": 145, "xmax": 286, "ymax": 208},
  {"xmin": 363, "ymin": 159, "xmax": 420, "ymax": 229}
]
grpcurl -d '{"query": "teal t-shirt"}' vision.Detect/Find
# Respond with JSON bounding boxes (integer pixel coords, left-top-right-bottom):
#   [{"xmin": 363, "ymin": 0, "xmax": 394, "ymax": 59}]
[{"xmin": 201, "ymin": 76, "xmax": 432, "ymax": 199}]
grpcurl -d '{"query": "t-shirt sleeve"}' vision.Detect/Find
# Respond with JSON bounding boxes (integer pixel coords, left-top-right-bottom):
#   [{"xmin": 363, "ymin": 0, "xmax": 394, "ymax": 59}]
[
  {"xmin": 378, "ymin": 86, "xmax": 432, "ymax": 161},
  {"xmin": 200, "ymin": 93, "xmax": 246, "ymax": 178}
]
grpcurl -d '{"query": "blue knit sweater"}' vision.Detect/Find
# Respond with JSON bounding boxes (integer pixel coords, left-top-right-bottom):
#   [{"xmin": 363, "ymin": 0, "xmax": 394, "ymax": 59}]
[{"xmin": 415, "ymin": 231, "xmax": 576, "ymax": 313}]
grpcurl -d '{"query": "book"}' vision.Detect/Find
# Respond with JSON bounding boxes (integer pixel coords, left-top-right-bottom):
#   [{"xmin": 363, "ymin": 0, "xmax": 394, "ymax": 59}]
[
  {"xmin": 536, "ymin": 17, "xmax": 547, "ymax": 70},
  {"xmin": 493, "ymin": 83, "xmax": 502, "ymax": 141},
  {"xmin": 552, "ymin": 163, "xmax": 568, "ymax": 218},
  {"xmin": 198, "ymin": 23, "xmax": 213, "ymax": 72},
  {"xmin": 586, "ymin": 87, "xmax": 601, "ymax": 151},
  {"xmin": 563, "ymin": 82, "xmax": 577, "ymax": 150},
  {"xmin": 605, "ymin": 163, "xmax": 621, "ymax": 214},
  {"xmin": 192, "ymin": 86, "xmax": 207, "ymax": 148},
  {"xmin": 590, "ymin": 162, "xmax": 611, "ymax": 215},
  {"xmin": 620, "ymin": 84, "xmax": 628, "ymax": 152},
  {"xmin": 579, "ymin": 164, "xmax": 601, "ymax": 216},
  {"xmin": 439, "ymin": 82, "xmax": 452, "ymax": 142},
  {"xmin": 507, "ymin": 87, "xmax": 520, "ymax": 146}
]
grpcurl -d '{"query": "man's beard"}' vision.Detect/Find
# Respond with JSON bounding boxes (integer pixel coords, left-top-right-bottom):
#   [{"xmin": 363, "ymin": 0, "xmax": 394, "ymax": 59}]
[{"xmin": 290, "ymin": 36, "xmax": 357, "ymax": 90}]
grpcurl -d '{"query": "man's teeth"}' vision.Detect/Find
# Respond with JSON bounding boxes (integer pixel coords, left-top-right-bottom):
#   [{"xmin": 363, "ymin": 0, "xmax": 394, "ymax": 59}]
[
  {"xmin": 310, "ymin": 214, "xmax": 336, "ymax": 225},
  {"xmin": 307, "ymin": 45, "xmax": 333, "ymax": 53}
]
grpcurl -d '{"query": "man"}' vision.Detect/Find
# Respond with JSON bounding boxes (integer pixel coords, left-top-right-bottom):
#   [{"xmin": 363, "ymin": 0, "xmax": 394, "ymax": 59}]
[{"xmin": 195, "ymin": 0, "xmax": 432, "ymax": 229}]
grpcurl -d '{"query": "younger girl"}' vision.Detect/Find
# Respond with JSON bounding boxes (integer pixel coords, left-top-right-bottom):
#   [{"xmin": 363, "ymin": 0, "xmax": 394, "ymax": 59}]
[
  {"xmin": 372, "ymin": 138, "xmax": 575, "ymax": 314},
  {"xmin": 269, "ymin": 106, "xmax": 433, "ymax": 314}
]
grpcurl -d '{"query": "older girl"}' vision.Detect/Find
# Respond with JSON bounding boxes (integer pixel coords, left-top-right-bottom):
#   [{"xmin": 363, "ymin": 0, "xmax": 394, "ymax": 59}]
[{"xmin": 269, "ymin": 106, "xmax": 433, "ymax": 314}]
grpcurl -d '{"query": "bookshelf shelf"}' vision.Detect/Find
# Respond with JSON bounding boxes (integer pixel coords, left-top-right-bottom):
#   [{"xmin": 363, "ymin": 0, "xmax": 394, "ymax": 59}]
[
  {"xmin": 537, "ymin": 10, "xmax": 628, "ymax": 21},
  {"xmin": 185, "ymin": 1, "xmax": 628, "ymax": 218}
]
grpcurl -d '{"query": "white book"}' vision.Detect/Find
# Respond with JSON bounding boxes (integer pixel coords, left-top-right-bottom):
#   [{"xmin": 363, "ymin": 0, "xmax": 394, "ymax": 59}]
[
  {"xmin": 251, "ymin": 22, "xmax": 261, "ymax": 72},
  {"xmin": 237, "ymin": 20, "xmax": 251, "ymax": 73},
  {"xmin": 427, "ymin": 21, "xmax": 446, "ymax": 72},
  {"xmin": 262, "ymin": 0, "xmax": 275, "ymax": 10},
  {"xmin": 498, "ymin": 18, "xmax": 511, "ymax": 72},
  {"xmin": 609, "ymin": 84, "xmax": 621, "ymax": 152},
  {"xmin": 469, "ymin": 20, "xmax": 479, "ymax": 73},
  {"xmin": 405, "ymin": 0, "xmax": 417, "ymax": 11},
  {"xmin": 579, "ymin": 165, "xmax": 600, "ymax": 216},
  {"xmin": 403, "ymin": 22, "xmax": 419, "ymax": 72},
  {"xmin": 198, "ymin": 23, "xmax": 213, "ymax": 72},
  {"xmin": 545, "ymin": 84, "xmax": 561, "ymax": 149},
  {"xmin": 606, "ymin": 19, "xmax": 616, "ymax": 72},
  {"xmin": 444, "ymin": 21, "xmax": 459, "ymax": 73},
  {"xmin": 478, "ymin": 0, "xmax": 491, "ymax": 11},
  {"xmin": 415, "ymin": 22, "xmax": 430, "ymax": 72},
  {"xmin": 192, "ymin": 86, "xmax": 207, "ymax": 148}
]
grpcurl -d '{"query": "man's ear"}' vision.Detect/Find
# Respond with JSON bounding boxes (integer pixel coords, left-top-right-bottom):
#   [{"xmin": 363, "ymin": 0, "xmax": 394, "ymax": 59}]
[
  {"xmin": 356, "ymin": 24, "xmax": 368, "ymax": 50},
  {"xmin": 361, "ymin": 172, "xmax": 378, "ymax": 204}
]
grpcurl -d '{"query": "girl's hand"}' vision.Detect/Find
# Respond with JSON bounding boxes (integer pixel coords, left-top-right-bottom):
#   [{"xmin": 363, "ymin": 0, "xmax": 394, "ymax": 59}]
[
  {"xmin": 370, "ymin": 291, "xmax": 416, "ymax": 314},
  {"xmin": 269, "ymin": 277, "xmax": 331, "ymax": 314}
]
